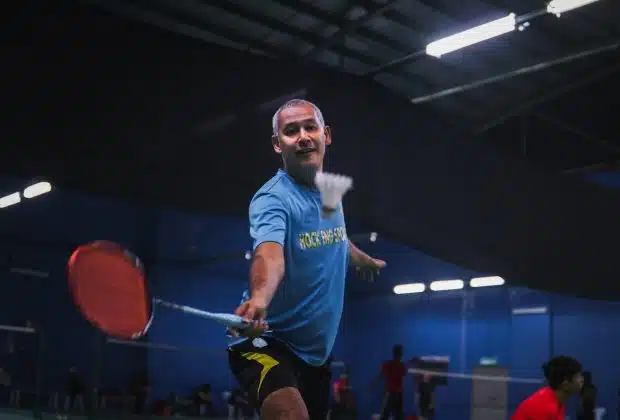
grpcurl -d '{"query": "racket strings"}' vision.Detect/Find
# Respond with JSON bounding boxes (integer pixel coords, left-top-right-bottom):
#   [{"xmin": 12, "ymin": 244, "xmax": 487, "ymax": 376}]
[{"xmin": 69, "ymin": 245, "xmax": 150, "ymax": 339}]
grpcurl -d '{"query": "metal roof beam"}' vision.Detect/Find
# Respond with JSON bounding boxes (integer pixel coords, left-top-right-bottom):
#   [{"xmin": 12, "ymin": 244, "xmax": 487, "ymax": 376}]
[
  {"xmin": 410, "ymin": 39, "xmax": 620, "ymax": 105},
  {"xmin": 534, "ymin": 113, "xmax": 620, "ymax": 155},
  {"xmin": 84, "ymin": 0, "xmax": 291, "ymax": 58},
  {"xmin": 299, "ymin": 0, "xmax": 400, "ymax": 62},
  {"xmin": 474, "ymin": 53, "xmax": 620, "ymax": 135},
  {"xmin": 203, "ymin": 0, "xmax": 390, "ymax": 70}
]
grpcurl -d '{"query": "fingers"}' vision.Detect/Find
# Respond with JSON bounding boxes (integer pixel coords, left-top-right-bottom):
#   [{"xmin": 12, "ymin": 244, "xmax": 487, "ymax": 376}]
[{"xmin": 232, "ymin": 301, "xmax": 269, "ymax": 338}]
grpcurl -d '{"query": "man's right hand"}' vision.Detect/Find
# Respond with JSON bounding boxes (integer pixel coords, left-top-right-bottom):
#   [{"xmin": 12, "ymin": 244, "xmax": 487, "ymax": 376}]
[{"xmin": 230, "ymin": 297, "xmax": 269, "ymax": 338}]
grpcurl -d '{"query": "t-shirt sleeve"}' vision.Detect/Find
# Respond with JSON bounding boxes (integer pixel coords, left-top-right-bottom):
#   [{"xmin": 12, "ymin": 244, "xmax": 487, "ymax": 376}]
[{"xmin": 249, "ymin": 191, "xmax": 287, "ymax": 251}]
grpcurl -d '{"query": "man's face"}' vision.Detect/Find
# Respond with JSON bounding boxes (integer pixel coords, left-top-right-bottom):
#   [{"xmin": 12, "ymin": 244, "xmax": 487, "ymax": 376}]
[
  {"xmin": 562, "ymin": 373, "xmax": 584, "ymax": 395},
  {"xmin": 272, "ymin": 103, "xmax": 331, "ymax": 173}
]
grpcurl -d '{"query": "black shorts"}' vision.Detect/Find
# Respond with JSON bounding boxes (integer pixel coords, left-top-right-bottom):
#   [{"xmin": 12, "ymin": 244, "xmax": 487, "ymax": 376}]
[{"xmin": 228, "ymin": 337, "xmax": 331, "ymax": 420}]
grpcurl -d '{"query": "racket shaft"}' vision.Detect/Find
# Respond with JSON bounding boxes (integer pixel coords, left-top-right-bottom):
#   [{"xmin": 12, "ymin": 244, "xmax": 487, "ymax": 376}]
[{"xmin": 153, "ymin": 299, "xmax": 249, "ymax": 329}]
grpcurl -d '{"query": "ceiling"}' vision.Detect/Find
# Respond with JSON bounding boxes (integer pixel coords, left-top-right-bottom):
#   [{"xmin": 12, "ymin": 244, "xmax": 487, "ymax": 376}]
[{"xmin": 83, "ymin": 0, "xmax": 620, "ymax": 173}]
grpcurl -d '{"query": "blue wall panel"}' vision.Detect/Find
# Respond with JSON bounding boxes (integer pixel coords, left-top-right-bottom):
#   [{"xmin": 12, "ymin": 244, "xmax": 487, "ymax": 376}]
[{"xmin": 0, "ymin": 179, "xmax": 148, "ymax": 395}]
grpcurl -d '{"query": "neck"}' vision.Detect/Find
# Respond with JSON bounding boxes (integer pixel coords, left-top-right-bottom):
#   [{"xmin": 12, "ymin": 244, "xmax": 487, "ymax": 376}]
[
  {"xmin": 554, "ymin": 389, "xmax": 568, "ymax": 405},
  {"xmin": 283, "ymin": 164, "xmax": 321, "ymax": 188}
]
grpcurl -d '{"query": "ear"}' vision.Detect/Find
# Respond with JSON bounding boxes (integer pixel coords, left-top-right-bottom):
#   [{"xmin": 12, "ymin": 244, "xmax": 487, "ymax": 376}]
[
  {"xmin": 324, "ymin": 126, "xmax": 332, "ymax": 146},
  {"xmin": 272, "ymin": 135, "xmax": 282, "ymax": 154}
]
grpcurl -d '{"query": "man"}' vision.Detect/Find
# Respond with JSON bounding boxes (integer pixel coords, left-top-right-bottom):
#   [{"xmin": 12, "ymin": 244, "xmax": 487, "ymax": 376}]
[
  {"xmin": 227, "ymin": 99, "xmax": 386, "ymax": 420},
  {"xmin": 512, "ymin": 356, "xmax": 583, "ymax": 420},
  {"xmin": 417, "ymin": 374, "xmax": 435, "ymax": 420},
  {"xmin": 377, "ymin": 345, "xmax": 407, "ymax": 420},
  {"xmin": 577, "ymin": 371, "xmax": 596, "ymax": 420}
]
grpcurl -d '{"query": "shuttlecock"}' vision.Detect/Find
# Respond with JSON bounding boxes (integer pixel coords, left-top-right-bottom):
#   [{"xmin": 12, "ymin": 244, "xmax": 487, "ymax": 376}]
[{"xmin": 314, "ymin": 172, "xmax": 353, "ymax": 213}]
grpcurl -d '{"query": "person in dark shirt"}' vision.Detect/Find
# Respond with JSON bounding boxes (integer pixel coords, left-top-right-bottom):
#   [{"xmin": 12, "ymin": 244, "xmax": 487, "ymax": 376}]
[
  {"xmin": 192, "ymin": 384, "xmax": 214, "ymax": 417},
  {"xmin": 577, "ymin": 371, "xmax": 596, "ymax": 420},
  {"xmin": 417, "ymin": 374, "xmax": 435, "ymax": 420},
  {"xmin": 129, "ymin": 371, "xmax": 149, "ymax": 414},
  {"xmin": 66, "ymin": 367, "xmax": 84, "ymax": 412},
  {"xmin": 375, "ymin": 345, "xmax": 407, "ymax": 420}
]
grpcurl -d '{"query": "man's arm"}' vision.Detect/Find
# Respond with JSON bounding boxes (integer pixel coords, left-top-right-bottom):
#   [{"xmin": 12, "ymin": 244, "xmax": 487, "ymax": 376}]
[
  {"xmin": 348, "ymin": 241, "xmax": 374, "ymax": 267},
  {"xmin": 248, "ymin": 191, "xmax": 287, "ymax": 305},
  {"xmin": 370, "ymin": 364, "xmax": 385, "ymax": 388},
  {"xmin": 250, "ymin": 242, "xmax": 285, "ymax": 306}
]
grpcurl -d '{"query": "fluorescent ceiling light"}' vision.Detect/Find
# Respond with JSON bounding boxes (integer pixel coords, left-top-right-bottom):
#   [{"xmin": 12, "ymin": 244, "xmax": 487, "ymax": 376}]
[
  {"xmin": 547, "ymin": 0, "xmax": 600, "ymax": 14},
  {"xmin": 512, "ymin": 306, "xmax": 548, "ymax": 315},
  {"xmin": 470, "ymin": 276, "xmax": 505, "ymax": 288},
  {"xmin": 0, "ymin": 192, "xmax": 20, "ymax": 209},
  {"xmin": 393, "ymin": 283, "xmax": 426, "ymax": 294},
  {"xmin": 23, "ymin": 181, "xmax": 52, "ymax": 199},
  {"xmin": 430, "ymin": 279, "xmax": 464, "ymax": 291},
  {"xmin": 426, "ymin": 13, "xmax": 517, "ymax": 58}
]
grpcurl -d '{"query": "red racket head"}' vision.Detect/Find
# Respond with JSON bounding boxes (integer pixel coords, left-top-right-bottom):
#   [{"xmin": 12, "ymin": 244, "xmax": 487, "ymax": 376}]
[{"xmin": 68, "ymin": 241, "xmax": 152, "ymax": 339}]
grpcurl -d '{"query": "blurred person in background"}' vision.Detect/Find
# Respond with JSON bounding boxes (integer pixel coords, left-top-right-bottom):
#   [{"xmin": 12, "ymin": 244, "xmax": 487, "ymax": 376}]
[
  {"xmin": 192, "ymin": 383, "xmax": 214, "ymax": 417},
  {"xmin": 129, "ymin": 371, "xmax": 149, "ymax": 414},
  {"xmin": 417, "ymin": 374, "xmax": 435, "ymax": 420},
  {"xmin": 577, "ymin": 371, "xmax": 596, "ymax": 420},
  {"xmin": 65, "ymin": 366, "xmax": 84, "ymax": 413},
  {"xmin": 228, "ymin": 388, "xmax": 255, "ymax": 420},
  {"xmin": 331, "ymin": 365, "xmax": 355, "ymax": 420},
  {"xmin": 512, "ymin": 356, "xmax": 583, "ymax": 420},
  {"xmin": 373, "ymin": 344, "xmax": 407, "ymax": 420}
]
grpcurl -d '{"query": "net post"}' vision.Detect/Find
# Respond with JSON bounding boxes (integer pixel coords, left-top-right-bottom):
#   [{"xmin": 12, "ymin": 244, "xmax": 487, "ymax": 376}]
[
  {"xmin": 33, "ymin": 327, "xmax": 44, "ymax": 420},
  {"xmin": 90, "ymin": 331, "xmax": 104, "ymax": 419}
]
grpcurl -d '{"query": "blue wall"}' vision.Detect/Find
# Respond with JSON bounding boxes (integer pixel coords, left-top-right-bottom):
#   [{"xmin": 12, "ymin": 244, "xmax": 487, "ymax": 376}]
[{"xmin": 0, "ymin": 177, "xmax": 148, "ymax": 394}]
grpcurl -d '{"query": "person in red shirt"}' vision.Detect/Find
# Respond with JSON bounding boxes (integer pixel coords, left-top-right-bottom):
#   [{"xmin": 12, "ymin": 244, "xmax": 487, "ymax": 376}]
[
  {"xmin": 332, "ymin": 371, "xmax": 355, "ymax": 420},
  {"xmin": 376, "ymin": 344, "xmax": 407, "ymax": 420},
  {"xmin": 513, "ymin": 356, "xmax": 583, "ymax": 420}
]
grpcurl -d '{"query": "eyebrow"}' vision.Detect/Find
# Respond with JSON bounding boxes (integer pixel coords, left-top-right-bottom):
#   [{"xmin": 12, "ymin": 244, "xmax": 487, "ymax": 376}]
[{"xmin": 283, "ymin": 118, "xmax": 317, "ymax": 127}]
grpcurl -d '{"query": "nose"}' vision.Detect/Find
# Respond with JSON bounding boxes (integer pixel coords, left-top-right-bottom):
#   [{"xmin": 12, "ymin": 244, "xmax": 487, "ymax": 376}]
[
  {"xmin": 298, "ymin": 127, "xmax": 312, "ymax": 141},
  {"xmin": 297, "ymin": 131, "xmax": 312, "ymax": 147}
]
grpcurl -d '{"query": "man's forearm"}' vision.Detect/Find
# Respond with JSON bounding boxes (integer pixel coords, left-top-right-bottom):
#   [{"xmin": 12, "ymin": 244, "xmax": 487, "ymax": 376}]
[
  {"xmin": 250, "ymin": 253, "xmax": 285, "ymax": 306},
  {"xmin": 348, "ymin": 241, "xmax": 372, "ymax": 267}
]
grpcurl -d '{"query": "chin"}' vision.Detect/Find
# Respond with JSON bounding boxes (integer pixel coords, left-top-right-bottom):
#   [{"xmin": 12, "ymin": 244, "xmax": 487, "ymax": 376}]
[{"xmin": 298, "ymin": 158, "xmax": 321, "ymax": 171}]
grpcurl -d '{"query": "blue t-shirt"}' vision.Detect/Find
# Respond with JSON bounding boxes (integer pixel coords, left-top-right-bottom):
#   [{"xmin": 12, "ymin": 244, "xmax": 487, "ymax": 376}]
[{"xmin": 234, "ymin": 169, "xmax": 349, "ymax": 366}]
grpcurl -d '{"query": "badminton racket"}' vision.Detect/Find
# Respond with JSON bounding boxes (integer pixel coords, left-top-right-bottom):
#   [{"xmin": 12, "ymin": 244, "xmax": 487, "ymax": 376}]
[{"xmin": 67, "ymin": 240, "xmax": 250, "ymax": 339}]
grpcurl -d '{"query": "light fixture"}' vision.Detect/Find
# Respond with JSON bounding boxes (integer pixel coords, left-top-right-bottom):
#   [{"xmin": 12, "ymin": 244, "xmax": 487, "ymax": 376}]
[
  {"xmin": 430, "ymin": 279, "xmax": 464, "ymax": 291},
  {"xmin": 547, "ymin": 0, "xmax": 600, "ymax": 15},
  {"xmin": 23, "ymin": 181, "xmax": 52, "ymax": 199},
  {"xmin": 426, "ymin": 13, "xmax": 517, "ymax": 58},
  {"xmin": 0, "ymin": 192, "xmax": 20, "ymax": 209},
  {"xmin": 244, "ymin": 251, "xmax": 252, "ymax": 261},
  {"xmin": 470, "ymin": 276, "xmax": 505, "ymax": 288},
  {"xmin": 369, "ymin": 232, "xmax": 378, "ymax": 243},
  {"xmin": 512, "ymin": 306, "xmax": 548, "ymax": 315},
  {"xmin": 393, "ymin": 283, "xmax": 426, "ymax": 295}
]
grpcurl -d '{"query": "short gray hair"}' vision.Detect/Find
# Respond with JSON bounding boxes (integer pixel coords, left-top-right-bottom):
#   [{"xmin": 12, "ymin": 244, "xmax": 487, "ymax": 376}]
[{"xmin": 271, "ymin": 99, "xmax": 326, "ymax": 136}]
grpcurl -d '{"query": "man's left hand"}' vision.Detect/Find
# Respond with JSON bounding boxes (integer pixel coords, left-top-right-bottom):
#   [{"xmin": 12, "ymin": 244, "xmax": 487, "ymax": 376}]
[{"xmin": 355, "ymin": 257, "xmax": 386, "ymax": 282}]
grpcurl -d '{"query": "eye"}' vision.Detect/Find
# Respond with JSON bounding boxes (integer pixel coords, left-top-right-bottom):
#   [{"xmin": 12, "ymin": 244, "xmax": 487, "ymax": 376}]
[{"xmin": 283, "ymin": 126, "xmax": 299, "ymax": 136}]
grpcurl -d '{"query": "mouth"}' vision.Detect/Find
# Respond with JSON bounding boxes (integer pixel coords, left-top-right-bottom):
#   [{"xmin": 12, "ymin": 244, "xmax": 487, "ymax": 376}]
[{"xmin": 295, "ymin": 149, "xmax": 317, "ymax": 157}]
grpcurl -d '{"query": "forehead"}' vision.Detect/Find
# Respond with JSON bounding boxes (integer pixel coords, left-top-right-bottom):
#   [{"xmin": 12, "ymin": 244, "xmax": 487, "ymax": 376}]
[{"xmin": 278, "ymin": 103, "xmax": 319, "ymax": 127}]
